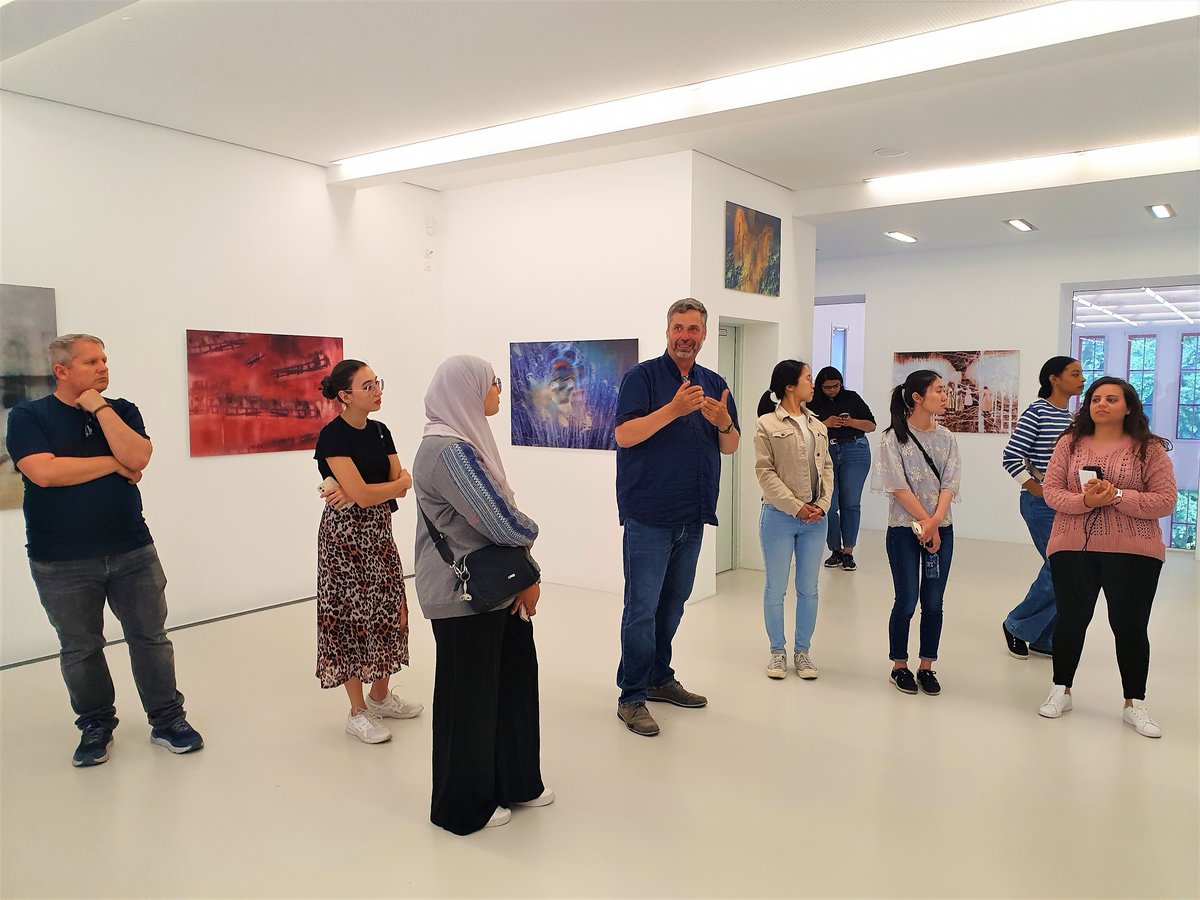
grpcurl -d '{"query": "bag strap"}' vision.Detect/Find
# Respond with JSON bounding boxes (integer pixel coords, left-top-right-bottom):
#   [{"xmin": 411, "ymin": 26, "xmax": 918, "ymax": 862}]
[
  {"xmin": 907, "ymin": 431, "xmax": 941, "ymax": 481},
  {"xmin": 416, "ymin": 499, "xmax": 456, "ymax": 568}
]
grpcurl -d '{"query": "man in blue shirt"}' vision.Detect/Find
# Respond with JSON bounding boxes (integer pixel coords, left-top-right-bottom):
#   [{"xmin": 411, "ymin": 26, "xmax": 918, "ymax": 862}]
[
  {"xmin": 6, "ymin": 334, "xmax": 203, "ymax": 766},
  {"xmin": 614, "ymin": 299, "xmax": 739, "ymax": 736}
]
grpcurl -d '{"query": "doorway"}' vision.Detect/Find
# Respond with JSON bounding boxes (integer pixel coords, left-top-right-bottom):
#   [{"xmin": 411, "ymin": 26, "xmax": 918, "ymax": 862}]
[{"xmin": 716, "ymin": 322, "xmax": 742, "ymax": 573}]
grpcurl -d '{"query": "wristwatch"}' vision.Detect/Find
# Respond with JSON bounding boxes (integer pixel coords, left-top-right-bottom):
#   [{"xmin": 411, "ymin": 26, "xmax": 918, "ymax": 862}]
[
  {"xmin": 1113, "ymin": 488, "xmax": 1124, "ymax": 505},
  {"xmin": 719, "ymin": 422, "xmax": 735, "ymax": 434}
]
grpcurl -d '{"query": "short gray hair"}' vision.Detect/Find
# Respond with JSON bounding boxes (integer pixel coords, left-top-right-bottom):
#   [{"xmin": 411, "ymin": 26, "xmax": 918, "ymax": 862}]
[
  {"xmin": 49, "ymin": 334, "xmax": 104, "ymax": 367},
  {"xmin": 666, "ymin": 298, "xmax": 707, "ymax": 326}
]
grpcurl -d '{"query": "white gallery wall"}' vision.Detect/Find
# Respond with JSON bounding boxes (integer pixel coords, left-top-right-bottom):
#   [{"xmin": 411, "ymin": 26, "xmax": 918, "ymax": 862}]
[
  {"xmin": 437, "ymin": 151, "xmax": 809, "ymax": 597},
  {"xmin": 814, "ymin": 229, "xmax": 1200, "ymax": 544},
  {"xmin": 0, "ymin": 94, "xmax": 442, "ymax": 664},
  {"xmin": 688, "ymin": 152, "xmax": 814, "ymax": 574}
]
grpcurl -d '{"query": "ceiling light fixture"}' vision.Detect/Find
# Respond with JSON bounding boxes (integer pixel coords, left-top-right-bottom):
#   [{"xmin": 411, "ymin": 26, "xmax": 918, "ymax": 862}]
[
  {"xmin": 1075, "ymin": 297, "xmax": 1136, "ymax": 326},
  {"xmin": 1005, "ymin": 218, "xmax": 1037, "ymax": 232},
  {"xmin": 1143, "ymin": 286, "xmax": 1195, "ymax": 324},
  {"xmin": 873, "ymin": 148, "xmax": 908, "ymax": 158},
  {"xmin": 865, "ymin": 137, "xmax": 1199, "ymax": 195},
  {"xmin": 884, "ymin": 231, "xmax": 918, "ymax": 243},
  {"xmin": 328, "ymin": 1, "xmax": 1195, "ymax": 182},
  {"xmin": 1147, "ymin": 203, "xmax": 1176, "ymax": 219}
]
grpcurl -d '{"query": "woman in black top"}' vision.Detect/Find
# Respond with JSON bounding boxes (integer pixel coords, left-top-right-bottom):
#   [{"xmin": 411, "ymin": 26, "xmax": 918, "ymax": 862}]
[
  {"xmin": 806, "ymin": 366, "xmax": 876, "ymax": 571},
  {"xmin": 314, "ymin": 359, "xmax": 421, "ymax": 745}
]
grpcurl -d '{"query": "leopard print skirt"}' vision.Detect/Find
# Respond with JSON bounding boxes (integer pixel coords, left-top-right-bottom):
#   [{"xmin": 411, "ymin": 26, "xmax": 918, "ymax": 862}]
[{"xmin": 316, "ymin": 502, "xmax": 409, "ymax": 688}]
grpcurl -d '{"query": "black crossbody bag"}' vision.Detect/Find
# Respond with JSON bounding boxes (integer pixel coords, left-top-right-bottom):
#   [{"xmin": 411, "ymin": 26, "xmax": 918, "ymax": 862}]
[{"xmin": 417, "ymin": 501, "xmax": 539, "ymax": 614}]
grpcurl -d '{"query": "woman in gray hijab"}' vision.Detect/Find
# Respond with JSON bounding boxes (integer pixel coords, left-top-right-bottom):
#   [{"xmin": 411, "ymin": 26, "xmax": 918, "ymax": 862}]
[{"xmin": 412, "ymin": 355, "xmax": 550, "ymax": 835}]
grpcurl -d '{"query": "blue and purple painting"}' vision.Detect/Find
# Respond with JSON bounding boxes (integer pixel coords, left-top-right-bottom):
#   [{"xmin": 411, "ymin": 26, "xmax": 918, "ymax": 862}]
[{"xmin": 510, "ymin": 339, "xmax": 638, "ymax": 450}]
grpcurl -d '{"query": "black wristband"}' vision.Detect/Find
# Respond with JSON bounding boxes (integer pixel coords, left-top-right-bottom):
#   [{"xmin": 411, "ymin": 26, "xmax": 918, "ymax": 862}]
[{"xmin": 719, "ymin": 422, "xmax": 735, "ymax": 434}]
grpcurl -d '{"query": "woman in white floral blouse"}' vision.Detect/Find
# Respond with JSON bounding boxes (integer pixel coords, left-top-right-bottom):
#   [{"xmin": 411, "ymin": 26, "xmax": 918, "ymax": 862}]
[{"xmin": 871, "ymin": 369, "xmax": 961, "ymax": 697}]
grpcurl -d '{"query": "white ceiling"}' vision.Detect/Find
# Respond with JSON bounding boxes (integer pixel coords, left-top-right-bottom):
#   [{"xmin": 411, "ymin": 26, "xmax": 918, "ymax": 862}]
[{"xmin": 2, "ymin": 0, "xmax": 1197, "ymax": 258}]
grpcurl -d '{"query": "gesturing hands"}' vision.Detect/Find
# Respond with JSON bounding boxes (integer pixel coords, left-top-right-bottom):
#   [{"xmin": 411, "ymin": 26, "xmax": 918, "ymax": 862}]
[
  {"xmin": 700, "ymin": 388, "xmax": 733, "ymax": 432},
  {"xmin": 669, "ymin": 380, "xmax": 706, "ymax": 419}
]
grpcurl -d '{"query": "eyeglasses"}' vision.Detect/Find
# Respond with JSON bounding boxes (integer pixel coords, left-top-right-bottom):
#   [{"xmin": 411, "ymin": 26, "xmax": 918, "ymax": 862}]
[
  {"xmin": 492, "ymin": 377, "xmax": 502, "ymax": 392},
  {"xmin": 349, "ymin": 379, "xmax": 384, "ymax": 394}
]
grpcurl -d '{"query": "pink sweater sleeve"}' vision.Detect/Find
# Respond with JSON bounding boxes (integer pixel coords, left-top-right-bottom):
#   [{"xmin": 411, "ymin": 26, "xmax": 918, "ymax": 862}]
[
  {"xmin": 1042, "ymin": 439, "xmax": 1089, "ymax": 515},
  {"xmin": 1119, "ymin": 442, "xmax": 1178, "ymax": 520}
]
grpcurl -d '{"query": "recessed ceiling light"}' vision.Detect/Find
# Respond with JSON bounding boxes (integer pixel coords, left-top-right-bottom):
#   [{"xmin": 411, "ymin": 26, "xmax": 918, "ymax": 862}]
[
  {"xmin": 1005, "ymin": 218, "xmax": 1037, "ymax": 232},
  {"xmin": 884, "ymin": 231, "xmax": 918, "ymax": 244},
  {"xmin": 873, "ymin": 148, "xmax": 908, "ymax": 158},
  {"xmin": 1147, "ymin": 203, "xmax": 1176, "ymax": 219}
]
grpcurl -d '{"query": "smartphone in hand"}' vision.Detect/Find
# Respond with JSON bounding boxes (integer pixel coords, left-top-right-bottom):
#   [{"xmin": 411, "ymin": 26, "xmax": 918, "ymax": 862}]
[{"xmin": 1078, "ymin": 465, "xmax": 1103, "ymax": 488}]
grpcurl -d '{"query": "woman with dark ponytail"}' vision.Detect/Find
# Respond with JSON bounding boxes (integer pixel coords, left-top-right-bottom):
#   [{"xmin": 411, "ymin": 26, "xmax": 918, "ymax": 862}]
[
  {"xmin": 871, "ymin": 369, "xmax": 961, "ymax": 696},
  {"xmin": 999, "ymin": 356, "xmax": 1084, "ymax": 660},
  {"xmin": 754, "ymin": 360, "xmax": 833, "ymax": 679},
  {"xmin": 314, "ymin": 358, "xmax": 420, "ymax": 744}
]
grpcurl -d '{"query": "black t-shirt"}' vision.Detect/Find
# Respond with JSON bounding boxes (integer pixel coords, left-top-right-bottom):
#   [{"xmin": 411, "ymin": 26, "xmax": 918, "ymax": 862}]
[
  {"xmin": 5, "ymin": 394, "xmax": 154, "ymax": 561},
  {"xmin": 807, "ymin": 388, "xmax": 875, "ymax": 441},
  {"xmin": 314, "ymin": 416, "xmax": 397, "ymax": 483}
]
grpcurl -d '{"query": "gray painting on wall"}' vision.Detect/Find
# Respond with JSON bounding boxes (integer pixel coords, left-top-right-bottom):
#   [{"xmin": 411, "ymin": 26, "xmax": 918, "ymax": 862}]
[{"xmin": 1, "ymin": 285, "xmax": 58, "ymax": 509}]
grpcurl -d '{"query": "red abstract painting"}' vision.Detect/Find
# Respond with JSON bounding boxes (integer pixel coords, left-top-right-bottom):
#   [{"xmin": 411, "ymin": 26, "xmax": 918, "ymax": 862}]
[{"xmin": 186, "ymin": 330, "xmax": 343, "ymax": 457}]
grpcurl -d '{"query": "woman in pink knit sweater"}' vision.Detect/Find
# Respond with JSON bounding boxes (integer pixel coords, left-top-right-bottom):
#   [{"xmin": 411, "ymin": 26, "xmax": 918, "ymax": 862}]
[{"xmin": 1037, "ymin": 377, "xmax": 1177, "ymax": 737}]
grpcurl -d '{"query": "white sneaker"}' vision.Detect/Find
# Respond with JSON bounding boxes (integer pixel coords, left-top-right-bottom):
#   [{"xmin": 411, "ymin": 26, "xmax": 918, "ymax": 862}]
[
  {"xmin": 345, "ymin": 710, "xmax": 392, "ymax": 744},
  {"xmin": 794, "ymin": 651, "xmax": 819, "ymax": 680},
  {"xmin": 485, "ymin": 806, "xmax": 512, "ymax": 827},
  {"xmin": 365, "ymin": 689, "xmax": 424, "ymax": 719},
  {"xmin": 765, "ymin": 651, "xmax": 787, "ymax": 679},
  {"xmin": 1122, "ymin": 702, "xmax": 1162, "ymax": 738},
  {"xmin": 1038, "ymin": 685, "xmax": 1072, "ymax": 719},
  {"xmin": 513, "ymin": 788, "xmax": 555, "ymax": 807}
]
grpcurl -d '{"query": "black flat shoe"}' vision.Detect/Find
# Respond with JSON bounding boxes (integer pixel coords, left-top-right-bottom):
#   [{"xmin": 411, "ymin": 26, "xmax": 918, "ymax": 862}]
[
  {"xmin": 916, "ymin": 669, "xmax": 941, "ymax": 696},
  {"xmin": 890, "ymin": 668, "xmax": 918, "ymax": 694}
]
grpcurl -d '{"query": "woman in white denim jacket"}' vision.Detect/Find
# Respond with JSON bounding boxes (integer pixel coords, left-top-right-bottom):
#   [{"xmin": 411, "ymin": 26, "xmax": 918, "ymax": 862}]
[{"xmin": 754, "ymin": 360, "xmax": 834, "ymax": 681}]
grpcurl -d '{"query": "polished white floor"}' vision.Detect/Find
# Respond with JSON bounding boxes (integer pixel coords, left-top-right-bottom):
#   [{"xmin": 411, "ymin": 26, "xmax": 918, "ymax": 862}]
[{"xmin": 2, "ymin": 532, "xmax": 1197, "ymax": 899}]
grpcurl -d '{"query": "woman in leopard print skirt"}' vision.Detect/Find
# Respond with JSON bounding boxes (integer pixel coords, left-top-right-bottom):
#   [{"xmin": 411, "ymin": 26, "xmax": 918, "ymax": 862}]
[{"xmin": 315, "ymin": 359, "xmax": 422, "ymax": 744}]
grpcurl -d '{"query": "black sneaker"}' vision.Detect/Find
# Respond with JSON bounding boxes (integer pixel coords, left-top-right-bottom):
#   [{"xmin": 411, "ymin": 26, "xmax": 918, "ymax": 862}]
[
  {"xmin": 823, "ymin": 551, "xmax": 844, "ymax": 568},
  {"xmin": 1003, "ymin": 624, "xmax": 1029, "ymax": 660},
  {"xmin": 840, "ymin": 553, "xmax": 857, "ymax": 572},
  {"xmin": 150, "ymin": 718, "xmax": 204, "ymax": 754},
  {"xmin": 1029, "ymin": 645, "xmax": 1053, "ymax": 658},
  {"xmin": 890, "ymin": 668, "xmax": 918, "ymax": 694},
  {"xmin": 916, "ymin": 668, "xmax": 941, "ymax": 696},
  {"xmin": 72, "ymin": 725, "xmax": 113, "ymax": 767}
]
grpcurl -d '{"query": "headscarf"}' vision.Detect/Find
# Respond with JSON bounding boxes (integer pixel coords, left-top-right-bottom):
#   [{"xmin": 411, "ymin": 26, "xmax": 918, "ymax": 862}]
[{"xmin": 423, "ymin": 355, "xmax": 516, "ymax": 505}]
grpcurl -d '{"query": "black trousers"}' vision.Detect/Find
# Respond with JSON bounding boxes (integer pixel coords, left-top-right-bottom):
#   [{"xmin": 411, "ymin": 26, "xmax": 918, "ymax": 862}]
[
  {"xmin": 430, "ymin": 608, "xmax": 543, "ymax": 835},
  {"xmin": 1049, "ymin": 551, "xmax": 1162, "ymax": 700}
]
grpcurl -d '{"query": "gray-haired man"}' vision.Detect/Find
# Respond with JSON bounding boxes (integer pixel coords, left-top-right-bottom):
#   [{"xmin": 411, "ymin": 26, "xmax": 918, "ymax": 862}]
[{"xmin": 5, "ymin": 334, "xmax": 203, "ymax": 766}]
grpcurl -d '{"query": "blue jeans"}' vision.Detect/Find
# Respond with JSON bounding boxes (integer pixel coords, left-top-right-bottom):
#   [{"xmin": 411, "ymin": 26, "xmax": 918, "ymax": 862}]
[
  {"xmin": 1003, "ymin": 492, "xmax": 1057, "ymax": 649},
  {"xmin": 886, "ymin": 526, "xmax": 954, "ymax": 661},
  {"xmin": 29, "ymin": 543, "xmax": 185, "ymax": 731},
  {"xmin": 617, "ymin": 519, "xmax": 704, "ymax": 705},
  {"xmin": 827, "ymin": 438, "xmax": 871, "ymax": 552},
  {"xmin": 759, "ymin": 504, "xmax": 826, "ymax": 653}
]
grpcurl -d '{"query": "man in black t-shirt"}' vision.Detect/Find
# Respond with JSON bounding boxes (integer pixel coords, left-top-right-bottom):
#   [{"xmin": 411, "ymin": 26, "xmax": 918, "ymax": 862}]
[{"xmin": 6, "ymin": 334, "xmax": 203, "ymax": 767}]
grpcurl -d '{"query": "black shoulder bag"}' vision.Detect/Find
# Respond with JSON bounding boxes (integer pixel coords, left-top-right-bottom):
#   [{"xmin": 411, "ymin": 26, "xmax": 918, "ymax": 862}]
[{"xmin": 417, "ymin": 501, "xmax": 539, "ymax": 614}]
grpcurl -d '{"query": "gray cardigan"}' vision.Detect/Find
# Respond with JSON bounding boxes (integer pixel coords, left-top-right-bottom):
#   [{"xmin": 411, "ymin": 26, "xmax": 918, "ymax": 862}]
[{"xmin": 412, "ymin": 434, "xmax": 539, "ymax": 619}]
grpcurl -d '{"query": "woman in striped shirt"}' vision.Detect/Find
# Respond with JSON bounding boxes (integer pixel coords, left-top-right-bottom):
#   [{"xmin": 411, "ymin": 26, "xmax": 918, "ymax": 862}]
[{"xmin": 1000, "ymin": 356, "xmax": 1084, "ymax": 659}]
